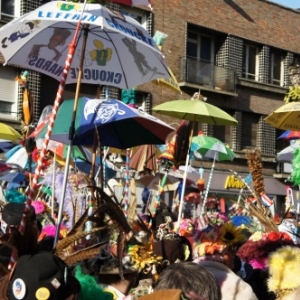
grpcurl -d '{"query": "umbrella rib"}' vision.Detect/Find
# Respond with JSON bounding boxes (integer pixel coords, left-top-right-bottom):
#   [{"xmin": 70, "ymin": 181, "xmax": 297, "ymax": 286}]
[{"xmin": 93, "ymin": 28, "xmax": 129, "ymax": 89}]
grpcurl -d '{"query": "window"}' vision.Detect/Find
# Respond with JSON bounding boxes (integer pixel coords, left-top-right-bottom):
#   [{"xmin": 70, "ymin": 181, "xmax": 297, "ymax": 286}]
[
  {"xmin": 120, "ymin": 8, "xmax": 147, "ymax": 28},
  {"xmin": 0, "ymin": 65, "xmax": 18, "ymax": 119},
  {"xmin": 186, "ymin": 30, "xmax": 214, "ymax": 85},
  {"xmin": 0, "ymin": 0, "xmax": 14, "ymax": 21},
  {"xmin": 241, "ymin": 112, "xmax": 259, "ymax": 149},
  {"xmin": 243, "ymin": 44, "xmax": 259, "ymax": 80},
  {"xmin": 270, "ymin": 51, "xmax": 284, "ymax": 86},
  {"xmin": 187, "ymin": 31, "xmax": 214, "ymax": 62}
]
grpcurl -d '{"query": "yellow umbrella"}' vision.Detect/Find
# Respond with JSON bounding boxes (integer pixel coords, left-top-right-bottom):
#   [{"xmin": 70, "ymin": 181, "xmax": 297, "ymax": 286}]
[
  {"xmin": 152, "ymin": 67, "xmax": 182, "ymax": 93},
  {"xmin": 0, "ymin": 123, "xmax": 21, "ymax": 140},
  {"xmin": 264, "ymin": 101, "xmax": 300, "ymax": 131}
]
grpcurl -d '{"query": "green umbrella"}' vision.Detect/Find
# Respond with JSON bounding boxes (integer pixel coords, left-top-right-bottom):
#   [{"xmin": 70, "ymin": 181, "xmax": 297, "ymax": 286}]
[
  {"xmin": 153, "ymin": 94, "xmax": 238, "ymax": 227},
  {"xmin": 191, "ymin": 133, "xmax": 236, "ymax": 214},
  {"xmin": 191, "ymin": 134, "xmax": 236, "ymax": 161},
  {"xmin": 152, "ymin": 98, "xmax": 238, "ymax": 126}
]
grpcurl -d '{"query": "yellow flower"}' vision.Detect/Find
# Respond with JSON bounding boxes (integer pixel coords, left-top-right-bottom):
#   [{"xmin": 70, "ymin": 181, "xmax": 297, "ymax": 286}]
[{"xmin": 220, "ymin": 222, "xmax": 245, "ymax": 246}]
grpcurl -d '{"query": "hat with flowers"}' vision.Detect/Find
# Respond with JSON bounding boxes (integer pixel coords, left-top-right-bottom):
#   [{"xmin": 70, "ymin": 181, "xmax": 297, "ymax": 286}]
[
  {"xmin": 193, "ymin": 222, "xmax": 246, "ymax": 258},
  {"xmin": 237, "ymin": 231, "xmax": 295, "ymax": 270}
]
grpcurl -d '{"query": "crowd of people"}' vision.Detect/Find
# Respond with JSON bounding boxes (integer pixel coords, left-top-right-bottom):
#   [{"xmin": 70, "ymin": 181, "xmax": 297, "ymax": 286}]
[{"xmin": 0, "ymin": 185, "xmax": 299, "ymax": 300}]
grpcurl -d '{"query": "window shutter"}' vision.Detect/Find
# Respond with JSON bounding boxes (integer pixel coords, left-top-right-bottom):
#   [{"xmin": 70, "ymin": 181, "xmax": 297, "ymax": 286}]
[{"xmin": 0, "ymin": 65, "xmax": 17, "ymax": 103}]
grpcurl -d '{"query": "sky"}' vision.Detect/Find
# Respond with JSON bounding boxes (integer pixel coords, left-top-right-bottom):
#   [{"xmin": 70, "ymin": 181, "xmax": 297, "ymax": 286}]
[{"xmin": 270, "ymin": 0, "xmax": 300, "ymax": 9}]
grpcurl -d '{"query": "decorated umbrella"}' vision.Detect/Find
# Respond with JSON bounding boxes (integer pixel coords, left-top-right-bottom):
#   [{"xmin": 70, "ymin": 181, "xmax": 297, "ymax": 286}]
[
  {"xmin": 264, "ymin": 101, "xmax": 300, "ymax": 131},
  {"xmin": 153, "ymin": 93, "xmax": 238, "ymax": 228},
  {"xmin": 0, "ymin": 2, "xmax": 168, "ymax": 89},
  {"xmin": 36, "ymin": 98, "xmax": 174, "ymax": 149},
  {"xmin": 278, "ymin": 130, "xmax": 300, "ymax": 140},
  {"xmin": 0, "ymin": 123, "xmax": 21, "ymax": 141},
  {"xmin": 191, "ymin": 133, "xmax": 236, "ymax": 214}
]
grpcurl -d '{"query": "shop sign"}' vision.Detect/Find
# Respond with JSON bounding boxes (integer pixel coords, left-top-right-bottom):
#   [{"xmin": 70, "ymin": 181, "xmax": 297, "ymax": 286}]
[{"xmin": 224, "ymin": 175, "xmax": 246, "ymax": 189}]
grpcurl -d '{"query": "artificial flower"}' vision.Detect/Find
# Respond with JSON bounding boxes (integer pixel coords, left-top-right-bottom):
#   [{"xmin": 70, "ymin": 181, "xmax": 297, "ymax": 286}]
[{"xmin": 220, "ymin": 222, "xmax": 245, "ymax": 246}]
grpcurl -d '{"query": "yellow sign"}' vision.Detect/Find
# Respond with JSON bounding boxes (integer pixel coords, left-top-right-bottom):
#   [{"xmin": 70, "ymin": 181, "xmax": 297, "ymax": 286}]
[{"xmin": 224, "ymin": 175, "xmax": 246, "ymax": 189}]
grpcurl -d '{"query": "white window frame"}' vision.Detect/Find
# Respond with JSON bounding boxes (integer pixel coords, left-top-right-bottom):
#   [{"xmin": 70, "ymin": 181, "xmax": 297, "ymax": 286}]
[
  {"xmin": 119, "ymin": 8, "xmax": 148, "ymax": 29},
  {"xmin": 244, "ymin": 44, "xmax": 259, "ymax": 81},
  {"xmin": 0, "ymin": 0, "xmax": 17, "ymax": 21},
  {"xmin": 270, "ymin": 52, "xmax": 284, "ymax": 87}
]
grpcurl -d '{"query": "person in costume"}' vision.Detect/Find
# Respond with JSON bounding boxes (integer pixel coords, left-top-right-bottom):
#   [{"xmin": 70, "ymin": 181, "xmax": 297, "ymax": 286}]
[
  {"xmin": 193, "ymin": 222, "xmax": 258, "ymax": 300},
  {"xmin": 267, "ymin": 246, "xmax": 300, "ymax": 300}
]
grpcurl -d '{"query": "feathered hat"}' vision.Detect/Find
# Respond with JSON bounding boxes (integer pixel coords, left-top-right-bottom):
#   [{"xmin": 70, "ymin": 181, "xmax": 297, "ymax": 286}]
[{"xmin": 268, "ymin": 246, "xmax": 300, "ymax": 298}]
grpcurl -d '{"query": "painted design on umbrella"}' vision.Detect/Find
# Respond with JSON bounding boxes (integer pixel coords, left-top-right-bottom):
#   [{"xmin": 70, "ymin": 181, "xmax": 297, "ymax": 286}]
[
  {"xmin": 89, "ymin": 40, "xmax": 113, "ymax": 67},
  {"xmin": 0, "ymin": 2, "xmax": 169, "ymax": 88},
  {"xmin": 84, "ymin": 100, "xmax": 125, "ymax": 122},
  {"xmin": 1, "ymin": 20, "xmax": 40, "ymax": 48}
]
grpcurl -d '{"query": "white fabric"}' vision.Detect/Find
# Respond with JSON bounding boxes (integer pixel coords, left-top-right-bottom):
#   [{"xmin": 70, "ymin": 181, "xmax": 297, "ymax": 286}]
[{"xmin": 196, "ymin": 260, "xmax": 258, "ymax": 300}]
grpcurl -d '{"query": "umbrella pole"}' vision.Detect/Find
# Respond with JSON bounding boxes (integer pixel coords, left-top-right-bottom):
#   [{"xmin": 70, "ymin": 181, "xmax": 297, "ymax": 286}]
[
  {"xmin": 123, "ymin": 148, "xmax": 131, "ymax": 218},
  {"xmin": 176, "ymin": 119, "xmax": 195, "ymax": 233},
  {"xmin": 201, "ymin": 152, "xmax": 216, "ymax": 215},
  {"xmin": 7, "ymin": 3, "xmax": 88, "ymax": 270},
  {"xmin": 51, "ymin": 150, "xmax": 56, "ymax": 218},
  {"xmin": 53, "ymin": 24, "xmax": 89, "ymax": 248}
]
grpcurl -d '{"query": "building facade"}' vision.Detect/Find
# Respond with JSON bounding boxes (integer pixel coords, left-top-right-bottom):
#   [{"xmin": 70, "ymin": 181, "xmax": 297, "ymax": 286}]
[{"xmin": 140, "ymin": 0, "xmax": 300, "ymax": 206}]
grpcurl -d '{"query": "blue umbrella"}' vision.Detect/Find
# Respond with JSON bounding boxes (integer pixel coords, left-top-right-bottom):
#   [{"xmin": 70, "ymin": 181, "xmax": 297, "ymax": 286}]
[
  {"xmin": 0, "ymin": 172, "xmax": 26, "ymax": 183},
  {"xmin": 36, "ymin": 98, "xmax": 175, "ymax": 149},
  {"xmin": 0, "ymin": 141, "xmax": 16, "ymax": 153}
]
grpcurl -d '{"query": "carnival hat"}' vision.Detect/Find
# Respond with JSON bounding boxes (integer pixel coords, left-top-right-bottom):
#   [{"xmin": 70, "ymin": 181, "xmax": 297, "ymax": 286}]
[{"xmin": 7, "ymin": 251, "xmax": 80, "ymax": 300}]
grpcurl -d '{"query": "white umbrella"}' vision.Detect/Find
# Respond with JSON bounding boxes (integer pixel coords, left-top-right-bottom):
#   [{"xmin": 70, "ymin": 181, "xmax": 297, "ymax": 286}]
[
  {"xmin": 0, "ymin": 1, "xmax": 169, "ymax": 89},
  {"xmin": 277, "ymin": 140, "xmax": 300, "ymax": 162}
]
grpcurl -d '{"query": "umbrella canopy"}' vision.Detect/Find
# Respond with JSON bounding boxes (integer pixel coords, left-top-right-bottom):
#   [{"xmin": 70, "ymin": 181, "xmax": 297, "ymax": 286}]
[
  {"xmin": 129, "ymin": 144, "xmax": 162, "ymax": 173},
  {"xmin": 0, "ymin": 140, "xmax": 16, "ymax": 153},
  {"xmin": 191, "ymin": 134, "xmax": 236, "ymax": 161},
  {"xmin": 0, "ymin": 172, "xmax": 26, "ymax": 183},
  {"xmin": 152, "ymin": 98, "xmax": 238, "ymax": 126},
  {"xmin": 36, "ymin": 98, "xmax": 174, "ymax": 149},
  {"xmin": 0, "ymin": 1, "xmax": 168, "ymax": 89},
  {"xmin": 0, "ymin": 123, "xmax": 21, "ymax": 141},
  {"xmin": 5, "ymin": 146, "xmax": 29, "ymax": 170},
  {"xmin": 277, "ymin": 140, "xmax": 300, "ymax": 162},
  {"xmin": 278, "ymin": 130, "xmax": 300, "ymax": 140},
  {"xmin": 137, "ymin": 173, "xmax": 179, "ymax": 191},
  {"xmin": 111, "ymin": 0, "xmax": 152, "ymax": 9},
  {"xmin": 264, "ymin": 102, "xmax": 300, "ymax": 131}
]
